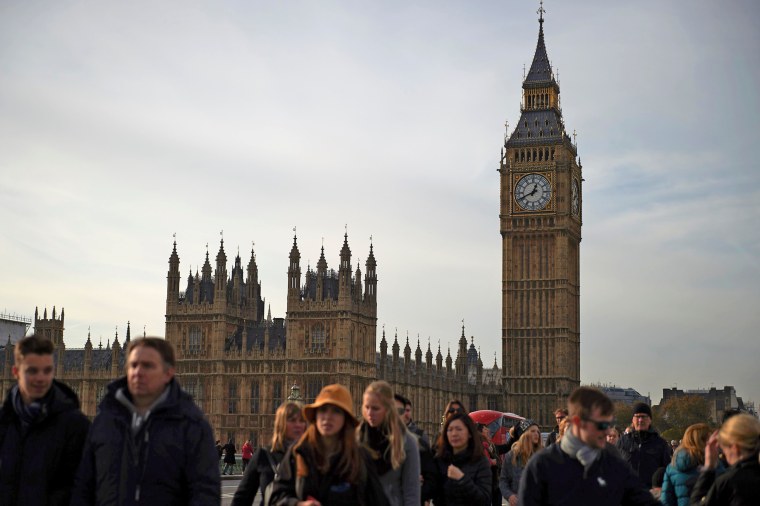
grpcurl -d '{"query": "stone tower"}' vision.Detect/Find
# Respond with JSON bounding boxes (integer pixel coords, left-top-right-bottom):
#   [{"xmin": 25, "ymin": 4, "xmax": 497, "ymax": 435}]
[
  {"xmin": 499, "ymin": 7, "xmax": 582, "ymax": 427},
  {"xmin": 285, "ymin": 233, "xmax": 378, "ymax": 405}
]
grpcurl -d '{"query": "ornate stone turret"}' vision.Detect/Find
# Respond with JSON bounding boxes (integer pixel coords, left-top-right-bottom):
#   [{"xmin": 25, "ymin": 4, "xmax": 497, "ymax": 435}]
[
  {"xmin": 287, "ymin": 233, "xmax": 301, "ymax": 301},
  {"xmin": 167, "ymin": 240, "xmax": 181, "ymax": 313}
]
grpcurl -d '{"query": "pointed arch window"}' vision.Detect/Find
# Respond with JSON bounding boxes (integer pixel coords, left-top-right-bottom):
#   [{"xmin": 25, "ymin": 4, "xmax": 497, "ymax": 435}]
[{"xmin": 189, "ymin": 326, "xmax": 201, "ymax": 354}]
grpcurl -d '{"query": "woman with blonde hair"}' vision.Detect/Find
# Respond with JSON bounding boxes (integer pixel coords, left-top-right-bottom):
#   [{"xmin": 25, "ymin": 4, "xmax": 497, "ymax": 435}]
[
  {"xmin": 269, "ymin": 384, "xmax": 389, "ymax": 506},
  {"xmin": 690, "ymin": 413, "xmax": 760, "ymax": 505},
  {"xmin": 499, "ymin": 420, "xmax": 542, "ymax": 506},
  {"xmin": 660, "ymin": 423, "xmax": 714, "ymax": 506},
  {"xmin": 231, "ymin": 401, "xmax": 307, "ymax": 506},
  {"xmin": 358, "ymin": 381, "xmax": 420, "ymax": 506}
]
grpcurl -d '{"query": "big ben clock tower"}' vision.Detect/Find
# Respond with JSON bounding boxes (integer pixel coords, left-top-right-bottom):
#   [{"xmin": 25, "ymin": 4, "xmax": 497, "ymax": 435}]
[{"xmin": 500, "ymin": 4, "xmax": 581, "ymax": 427}]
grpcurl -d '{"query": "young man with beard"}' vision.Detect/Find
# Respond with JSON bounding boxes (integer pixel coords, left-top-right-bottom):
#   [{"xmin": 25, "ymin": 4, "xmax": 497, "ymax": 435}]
[
  {"xmin": 0, "ymin": 335, "xmax": 90, "ymax": 506},
  {"xmin": 518, "ymin": 387, "xmax": 659, "ymax": 506}
]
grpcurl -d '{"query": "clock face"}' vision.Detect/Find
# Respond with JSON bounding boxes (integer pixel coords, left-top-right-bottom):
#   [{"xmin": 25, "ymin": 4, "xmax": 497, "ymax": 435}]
[
  {"xmin": 515, "ymin": 173, "xmax": 552, "ymax": 211},
  {"xmin": 572, "ymin": 178, "xmax": 579, "ymax": 215}
]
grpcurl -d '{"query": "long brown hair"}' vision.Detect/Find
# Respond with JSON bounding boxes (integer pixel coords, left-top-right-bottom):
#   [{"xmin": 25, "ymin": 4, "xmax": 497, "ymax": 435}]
[
  {"xmin": 436, "ymin": 413, "xmax": 482, "ymax": 464},
  {"xmin": 672, "ymin": 423, "xmax": 710, "ymax": 466},
  {"xmin": 511, "ymin": 426, "xmax": 542, "ymax": 466},
  {"xmin": 435, "ymin": 399, "xmax": 469, "ymax": 451},
  {"xmin": 271, "ymin": 401, "xmax": 305, "ymax": 452},
  {"xmin": 294, "ymin": 405, "xmax": 363, "ymax": 483},
  {"xmin": 359, "ymin": 381, "xmax": 408, "ymax": 470}
]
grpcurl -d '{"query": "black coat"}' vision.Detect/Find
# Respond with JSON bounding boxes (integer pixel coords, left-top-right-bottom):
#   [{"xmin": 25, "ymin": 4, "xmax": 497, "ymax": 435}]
[
  {"xmin": 0, "ymin": 381, "xmax": 90, "ymax": 506},
  {"xmin": 430, "ymin": 450, "xmax": 492, "ymax": 506},
  {"xmin": 223, "ymin": 441, "xmax": 237, "ymax": 464},
  {"xmin": 231, "ymin": 446, "xmax": 285, "ymax": 506},
  {"xmin": 518, "ymin": 443, "xmax": 659, "ymax": 506},
  {"xmin": 617, "ymin": 429, "xmax": 672, "ymax": 488},
  {"xmin": 689, "ymin": 453, "xmax": 760, "ymax": 506},
  {"xmin": 71, "ymin": 377, "xmax": 220, "ymax": 506},
  {"xmin": 269, "ymin": 441, "xmax": 389, "ymax": 506}
]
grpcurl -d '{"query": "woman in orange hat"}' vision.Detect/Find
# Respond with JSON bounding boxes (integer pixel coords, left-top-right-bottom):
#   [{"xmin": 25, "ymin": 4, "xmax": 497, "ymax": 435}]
[{"xmin": 269, "ymin": 384, "xmax": 389, "ymax": 506}]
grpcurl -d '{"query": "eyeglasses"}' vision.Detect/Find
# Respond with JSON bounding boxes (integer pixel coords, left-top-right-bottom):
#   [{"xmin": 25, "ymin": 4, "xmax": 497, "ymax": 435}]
[
  {"xmin": 555, "ymin": 416, "xmax": 566, "ymax": 421},
  {"xmin": 583, "ymin": 418, "xmax": 616, "ymax": 431}
]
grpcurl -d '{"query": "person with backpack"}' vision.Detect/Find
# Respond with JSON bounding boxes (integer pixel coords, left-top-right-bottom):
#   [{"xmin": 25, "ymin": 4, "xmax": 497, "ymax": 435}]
[{"xmin": 231, "ymin": 401, "xmax": 307, "ymax": 506}]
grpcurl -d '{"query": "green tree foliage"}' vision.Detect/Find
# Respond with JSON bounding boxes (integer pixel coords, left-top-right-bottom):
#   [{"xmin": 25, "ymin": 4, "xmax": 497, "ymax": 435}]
[
  {"xmin": 656, "ymin": 395, "xmax": 712, "ymax": 436},
  {"xmin": 613, "ymin": 402, "xmax": 633, "ymax": 432}
]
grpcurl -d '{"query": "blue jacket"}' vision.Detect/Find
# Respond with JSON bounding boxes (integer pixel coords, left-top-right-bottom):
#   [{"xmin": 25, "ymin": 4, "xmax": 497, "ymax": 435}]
[
  {"xmin": 0, "ymin": 381, "xmax": 90, "ymax": 506},
  {"xmin": 499, "ymin": 449, "xmax": 525, "ymax": 500},
  {"xmin": 660, "ymin": 450, "xmax": 723, "ymax": 506},
  {"xmin": 71, "ymin": 377, "xmax": 220, "ymax": 506}
]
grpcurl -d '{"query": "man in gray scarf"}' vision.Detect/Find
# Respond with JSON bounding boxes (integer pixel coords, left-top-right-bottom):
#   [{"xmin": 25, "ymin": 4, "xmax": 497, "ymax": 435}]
[{"xmin": 518, "ymin": 387, "xmax": 659, "ymax": 505}]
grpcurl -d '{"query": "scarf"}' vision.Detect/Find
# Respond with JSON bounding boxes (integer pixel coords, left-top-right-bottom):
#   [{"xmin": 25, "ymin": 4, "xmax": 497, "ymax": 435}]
[
  {"xmin": 12, "ymin": 384, "xmax": 52, "ymax": 433},
  {"xmin": 360, "ymin": 424, "xmax": 392, "ymax": 475},
  {"xmin": 560, "ymin": 429, "xmax": 601, "ymax": 478}
]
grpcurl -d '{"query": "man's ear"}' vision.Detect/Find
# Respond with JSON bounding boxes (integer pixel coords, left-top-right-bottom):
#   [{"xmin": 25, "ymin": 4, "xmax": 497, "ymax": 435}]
[
  {"xmin": 165, "ymin": 366, "xmax": 176, "ymax": 382},
  {"xmin": 11, "ymin": 365, "xmax": 19, "ymax": 380}
]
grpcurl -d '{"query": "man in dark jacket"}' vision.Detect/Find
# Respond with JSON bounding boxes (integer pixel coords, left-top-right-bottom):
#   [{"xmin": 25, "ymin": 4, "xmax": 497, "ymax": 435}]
[
  {"xmin": 519, "ymin": 387, "xmax": 659, "ymax": 506},
  {"xmin": 616, "ymin": 402, "xmax": 672, "ymax": 488},
  {"xmin": 71, "ymin": 337, "xmax": 220, "ymax": 505},
  {"xmin": 0, "ymin": 335, "xmax": 90, "ymax": 506},
  {"xmin": 545, "ymin": 408, "xmax": 568, "ymax": 446}
]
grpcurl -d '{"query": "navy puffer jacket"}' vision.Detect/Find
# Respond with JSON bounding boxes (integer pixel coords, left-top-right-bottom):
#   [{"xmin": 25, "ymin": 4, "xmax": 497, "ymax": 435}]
[
  {"xmin": 71, "ymin": 377, "xmax": 220, "ymax": 506},
  {"xmin": 0, "ymin": 381, "xmax": 90, "ymax": 506}
]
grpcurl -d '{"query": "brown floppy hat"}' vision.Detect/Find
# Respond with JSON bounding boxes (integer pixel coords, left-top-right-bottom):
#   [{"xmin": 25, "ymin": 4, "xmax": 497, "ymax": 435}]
[{"xmin": 303, "ymin": 384, "xmax": 358, "ymax": 427}]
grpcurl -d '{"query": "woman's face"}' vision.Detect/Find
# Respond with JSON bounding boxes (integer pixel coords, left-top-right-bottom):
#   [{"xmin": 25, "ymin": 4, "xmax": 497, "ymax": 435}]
[
  {"xmin": 528, "ymin": 425, "xmax": 540, "ymax": 444},
  {"xmin": 362, "ymin": 392, "xmax": 388, "ymax": 428},
  {"xmin": 285, "ymin": 412, "xmax": 307, "ymax": 441},
  {"xmin": 447, "ymin": 419, "xmax": 471, "ymax": 453},
  {"xmin": 316, "ymin": 404, "xmax": 346, "ymax": 438},
  {"xmin": 446, "ymin": 403, "xmax": 464, "ymax": 420},
  {"xmin": 606, "ymin": 430, "xmax": 619, "ymax": 445},
  {"xmin": 719, "ymin": 437, "xmax": 741, "ymax": 466}
]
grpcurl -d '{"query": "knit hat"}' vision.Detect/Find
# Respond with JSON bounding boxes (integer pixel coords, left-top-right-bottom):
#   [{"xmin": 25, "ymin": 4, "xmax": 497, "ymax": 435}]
[
  {"xmin": 303, "ymin": 384, "xmax": 358, "ymax": 427},
  {"xmin": 632, "ymin": 402, "xmax": 652, "ymax": 418},
  {"xmin": 513, "ymin": 419, "xmax": 539, "ymax": 442}
]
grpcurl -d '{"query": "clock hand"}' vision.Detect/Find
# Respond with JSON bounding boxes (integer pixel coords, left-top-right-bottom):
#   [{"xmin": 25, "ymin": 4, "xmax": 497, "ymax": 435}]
[{"xmin": 528, "ymin": 185, "xmax": 538, "ymax": 196}]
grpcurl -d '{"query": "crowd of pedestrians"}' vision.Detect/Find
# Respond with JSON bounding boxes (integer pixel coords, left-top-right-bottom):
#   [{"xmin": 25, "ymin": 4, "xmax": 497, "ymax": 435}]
[{"xmin": 1, "ymin": 334, "xmax": 759, "ymax": 505}]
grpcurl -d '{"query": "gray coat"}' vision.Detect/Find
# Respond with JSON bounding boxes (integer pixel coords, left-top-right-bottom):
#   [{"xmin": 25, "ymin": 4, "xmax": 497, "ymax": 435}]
[
  {"xmin": 378, "ymin": 430, "xmax": 421, "ymax": 506},
  {"xmin": 499, "ymin": 449, "xmax": 524, "ymax": 500}
]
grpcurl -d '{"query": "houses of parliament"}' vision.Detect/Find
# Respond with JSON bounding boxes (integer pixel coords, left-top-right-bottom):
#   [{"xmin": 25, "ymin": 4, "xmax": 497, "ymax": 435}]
[{"xmin": 1, "ymin": 8, "xmax": 581, "ymax": 439}]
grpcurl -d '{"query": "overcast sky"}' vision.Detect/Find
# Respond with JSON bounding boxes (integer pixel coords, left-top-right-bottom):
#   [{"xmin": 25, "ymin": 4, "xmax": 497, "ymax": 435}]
[{"xmin": 1, "ymin": 0, "xmax": 758, "ymax": 406}]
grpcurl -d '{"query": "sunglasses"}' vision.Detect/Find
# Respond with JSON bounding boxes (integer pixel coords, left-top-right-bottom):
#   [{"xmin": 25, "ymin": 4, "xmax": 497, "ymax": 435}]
[
  {"xmin": 447, "ymin": 407, "xmax": 462, "ymax": 414},
  {"xmin": 397, "ymin": 407, "xmax": 405, "ymax": 415},
  {"xmin": 583, "ymin": 418, "xmax": 616, "ymax": 431}
]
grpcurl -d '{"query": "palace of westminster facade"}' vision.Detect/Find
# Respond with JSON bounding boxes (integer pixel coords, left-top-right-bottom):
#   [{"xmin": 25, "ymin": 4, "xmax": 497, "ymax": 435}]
[{"xmin": 1, "ymin": 9, "xmax": 582, "ymax": 441}]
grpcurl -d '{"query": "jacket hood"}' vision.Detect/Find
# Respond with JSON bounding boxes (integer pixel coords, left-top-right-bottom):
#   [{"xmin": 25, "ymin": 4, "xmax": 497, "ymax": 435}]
[{"xmin": 673, "ymin": 449, "xmax": 698, "ymax": 472}]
